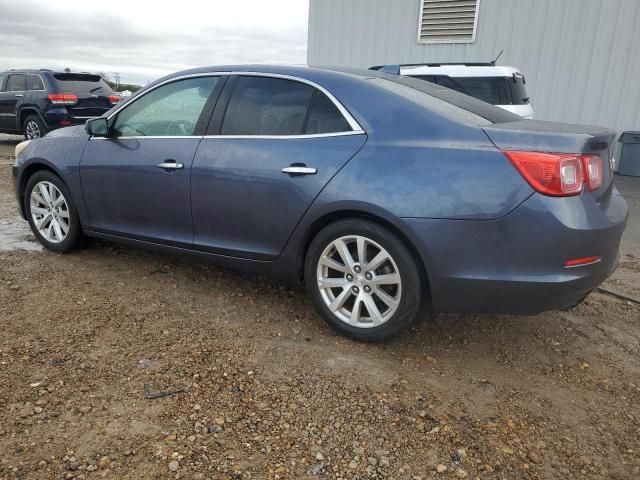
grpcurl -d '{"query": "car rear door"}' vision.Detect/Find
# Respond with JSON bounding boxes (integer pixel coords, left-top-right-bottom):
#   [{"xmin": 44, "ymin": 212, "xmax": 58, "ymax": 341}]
[
  {"xmin": 80, "ymin": 75, "xmax": 223, "ymax": 245},
  {"xmin": 0, "ymin": 73, "xmax": 25, "ymax": 132},
  {"xmin": 191, "ymin": 74, "xmax": 366, "ymax": 259}
]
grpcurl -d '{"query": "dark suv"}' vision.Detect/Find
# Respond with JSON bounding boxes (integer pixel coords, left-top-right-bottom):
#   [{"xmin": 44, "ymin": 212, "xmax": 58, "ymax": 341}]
[{"xmin": 0, "ymin": 69, "xmax": 120, "ymax": 139}]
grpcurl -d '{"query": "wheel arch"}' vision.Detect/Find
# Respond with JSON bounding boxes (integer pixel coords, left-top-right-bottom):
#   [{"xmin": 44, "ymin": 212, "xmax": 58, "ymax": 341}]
[
  {"xmin": 297, "ymin": 208, "xmax": 432, "ymax": 300},
  {"xmin": 18, "ymin": 161, "xmax": 63, "ymax": 217},
  {"xmin": 18, "ymin": 108, "xmax": 46, "ymax": 133}
]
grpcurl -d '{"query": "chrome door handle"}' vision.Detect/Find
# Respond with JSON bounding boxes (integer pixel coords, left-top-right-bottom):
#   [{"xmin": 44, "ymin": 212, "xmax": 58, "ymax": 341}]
[
  {"xmin": 281, "ymin": 166, "xmax": 317, "ymax": 175},
  {"xmin": 14, "ymin": 94, "xmax": 24, "ymax": 97},
  {"xmin": 157, "ymin": 161, "xmax": 184, "ymax": 170}
]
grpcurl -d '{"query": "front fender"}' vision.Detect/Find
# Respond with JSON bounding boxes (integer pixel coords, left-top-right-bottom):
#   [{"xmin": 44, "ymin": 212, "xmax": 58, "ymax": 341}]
[{"xmin": 14, "ymin": 132, "xmax": 90, "ymax": 226}]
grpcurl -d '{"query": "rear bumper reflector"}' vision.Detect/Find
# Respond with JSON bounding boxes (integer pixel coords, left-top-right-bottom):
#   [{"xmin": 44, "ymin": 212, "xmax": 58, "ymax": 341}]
[{"xmin": 565, "ymin": 256, "xmax": 602, "ymax": 268}]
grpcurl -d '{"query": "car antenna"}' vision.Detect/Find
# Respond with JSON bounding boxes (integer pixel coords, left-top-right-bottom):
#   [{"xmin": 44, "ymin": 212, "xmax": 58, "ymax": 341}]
[{"xmin": 490, "ymin": 49, "xmax": 504, "ymax": 66}]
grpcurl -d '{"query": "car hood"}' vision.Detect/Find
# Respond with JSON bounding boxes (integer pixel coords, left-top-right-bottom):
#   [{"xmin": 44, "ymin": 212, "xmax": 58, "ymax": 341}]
[{"xmin": 45, "ymin": 125, "xmax": 88, "ymax": 139}]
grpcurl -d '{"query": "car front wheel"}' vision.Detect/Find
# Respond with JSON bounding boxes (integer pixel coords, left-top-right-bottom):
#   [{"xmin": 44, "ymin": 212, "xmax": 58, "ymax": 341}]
[
  {"xmin": 305, "ymin": 219, "xmax": 422, "ymax": 342},
  {"xmin": 24, "ymin": 171, "xmax": 83, "ymax": 253}
]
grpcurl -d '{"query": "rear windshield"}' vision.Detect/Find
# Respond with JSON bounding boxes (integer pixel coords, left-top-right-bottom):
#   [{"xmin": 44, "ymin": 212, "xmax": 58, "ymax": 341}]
[
  {"xmin": 53, "ymin": 73, "xmax": 113, "ymax": 94},
  {"xmin": 411, "ymin": 75, "xmax": 529, "ymax": 106},
  {"xmin": 384, "ymin": 74, "xmax": 522, "ymax": 124}
]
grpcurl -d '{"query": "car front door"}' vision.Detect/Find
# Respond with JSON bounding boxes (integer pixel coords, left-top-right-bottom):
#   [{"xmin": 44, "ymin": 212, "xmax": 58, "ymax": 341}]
[
  {"xmin": 0, "ymin": 73, "xmax": 25, "ymax": 132},
  {"xmin": 191, "ymin": 74, "xmax": 367, "ymax": 259},
  {"xmin": 80, "ymin": 75, "xmax": 223, "ymax": 245}
]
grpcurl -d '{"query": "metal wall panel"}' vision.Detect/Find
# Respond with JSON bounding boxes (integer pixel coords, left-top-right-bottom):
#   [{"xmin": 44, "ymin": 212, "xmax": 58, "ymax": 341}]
[{"xmin": 308, "ymin": 0, "xmax": 640, "ymax": 135}]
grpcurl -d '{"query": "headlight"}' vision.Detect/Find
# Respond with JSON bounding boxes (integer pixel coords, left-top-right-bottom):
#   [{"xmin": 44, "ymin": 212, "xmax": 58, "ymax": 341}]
[{"xmin": 15, "ymin": 140, "xmax": 31, "ymax": 158}]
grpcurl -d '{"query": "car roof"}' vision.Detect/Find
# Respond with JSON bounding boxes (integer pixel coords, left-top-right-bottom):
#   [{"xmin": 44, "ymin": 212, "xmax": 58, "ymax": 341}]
[
  {"xmin": 0, "ymin": 69, "xmax": 106, "ymax": 75},
  {"xmin": 0, "ymin": 69, "xmax": 51, "ymax": 74},
  {"xmin": 136, "ymin": 64, "xmax": 519, "ymax": 126},
  {"xmin": 158, "ymin": 64, "xmax": 371, "ymax": 81},
  {"xmin": 399, "ymin": 65, "xmax": 523, "ymax": 78}
]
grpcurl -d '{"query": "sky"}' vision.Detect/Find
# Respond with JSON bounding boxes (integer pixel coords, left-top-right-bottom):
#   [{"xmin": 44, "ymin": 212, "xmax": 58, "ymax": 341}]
[{"xmin": 0, "ymin": 0, "xmax": 309, "ymax": 85}]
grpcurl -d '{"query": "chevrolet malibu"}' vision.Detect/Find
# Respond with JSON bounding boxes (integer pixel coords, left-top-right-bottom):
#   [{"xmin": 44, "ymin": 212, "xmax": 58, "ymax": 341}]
[{"xmin": 12, "ymin": 65, "xmax": 628, "ymax": 341}]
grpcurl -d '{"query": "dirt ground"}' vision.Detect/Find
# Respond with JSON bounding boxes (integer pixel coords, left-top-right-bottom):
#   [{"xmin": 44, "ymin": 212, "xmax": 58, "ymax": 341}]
[{"xmin": 0, "ymin": 144, "xmax": 639, "ymax": 479}]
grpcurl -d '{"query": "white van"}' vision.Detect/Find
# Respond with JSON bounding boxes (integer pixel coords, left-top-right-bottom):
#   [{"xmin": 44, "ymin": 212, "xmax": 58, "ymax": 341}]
[{"xmin": 371, "ymin": 63, "xmax": 534, "ymax": 119}]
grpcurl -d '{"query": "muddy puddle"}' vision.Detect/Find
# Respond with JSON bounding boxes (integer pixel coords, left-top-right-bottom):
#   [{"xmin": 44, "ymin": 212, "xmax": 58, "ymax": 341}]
[{"xmin": 0, "ymin": 218, "xmax": 41, "ymax": 252}]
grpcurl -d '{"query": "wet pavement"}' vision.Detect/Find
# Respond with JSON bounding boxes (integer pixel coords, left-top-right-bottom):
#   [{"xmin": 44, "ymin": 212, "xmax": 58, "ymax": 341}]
[
  {"xmin": 0, "ymin": 133, "xmax": 21, "ymax": 157},
  {"xmin": 0, "ymin": 217, "xmax": 41, "ymax": 252},
  {"xmin": 0, "ymin": 154, "xmax": 38, "ymax": 252}
]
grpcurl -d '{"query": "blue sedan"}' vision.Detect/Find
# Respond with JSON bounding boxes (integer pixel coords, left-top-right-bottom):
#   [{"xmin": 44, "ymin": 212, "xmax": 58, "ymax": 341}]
[{"xmin": 12, "ymin": 65, "xmax": 628, "ymax": 341}]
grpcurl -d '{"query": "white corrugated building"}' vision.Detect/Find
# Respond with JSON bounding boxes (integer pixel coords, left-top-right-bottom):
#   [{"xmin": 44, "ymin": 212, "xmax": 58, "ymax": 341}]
[{"xmin": 307, "ymin": 0, "xmax": 640, "ymax": 136}]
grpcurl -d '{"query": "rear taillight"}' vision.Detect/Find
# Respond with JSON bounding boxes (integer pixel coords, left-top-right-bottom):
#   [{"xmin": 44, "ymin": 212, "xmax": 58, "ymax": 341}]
[
  {"xmin": 108, "ymin": 95, "xmax": 121, "ymax": 105},
  {"xmin": 582, "ymin": 154, "xmax": 603, "ymax": 191},
  {"xmin": 505, "ymin": 151, "xmax": 605, "ymax": 197},
  {"xmin": 504, "ymin": 151, "xmax": 584, "ymax": 196},
  {"xmin": 47, "ymin": 93, "xmax": 78, "ymax": 105}
]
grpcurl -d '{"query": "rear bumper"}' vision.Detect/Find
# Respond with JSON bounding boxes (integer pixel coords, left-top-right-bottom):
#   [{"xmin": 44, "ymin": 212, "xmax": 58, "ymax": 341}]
[
  {"xmin": 403, "ymin": 187, "xmax": 628, "ymax": 315},
  {"xmin": 43, "ymin": 108, "xmax": 101, "ymax": 129}
]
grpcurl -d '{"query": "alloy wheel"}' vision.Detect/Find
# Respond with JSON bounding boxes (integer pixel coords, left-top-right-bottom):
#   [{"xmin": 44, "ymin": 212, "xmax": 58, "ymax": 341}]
[
  {"xmin": 25, "ymin": 120, "xmax": 41, "ymax": 139},
  {"xmin": 29, "ymin": 181, "xmax": 70, "ymax": 243},
  {"xmin": 316, "ymin": 235, "xmax": 402, "ymax": 328}
]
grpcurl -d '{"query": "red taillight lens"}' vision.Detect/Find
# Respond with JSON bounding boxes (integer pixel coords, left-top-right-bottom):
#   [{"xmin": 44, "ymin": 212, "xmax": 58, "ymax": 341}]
[
  {"xmin": 504, "ymin": 151, "xmax": 584, "ymax": 196},
  {"xmin": 582, "ymin": 154, "xmax": 602, "ymax": 191},
  {"xmin": 47, "ymin": 93, "xmax": 78, "ymax": 105},
  {"xmin": 108, "ymin": 95, "xmax": 121, "ymax": 105}
]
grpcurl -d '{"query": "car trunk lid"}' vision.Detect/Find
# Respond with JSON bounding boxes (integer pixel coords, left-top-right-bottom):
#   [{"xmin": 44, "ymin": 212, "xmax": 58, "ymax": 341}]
[{"xmin": 483, "ymin": 119, "xmax": 615, "ymax": 203}]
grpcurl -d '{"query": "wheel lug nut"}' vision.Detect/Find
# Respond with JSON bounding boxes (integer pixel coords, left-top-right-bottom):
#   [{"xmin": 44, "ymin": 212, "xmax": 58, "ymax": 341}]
[
  {"xmin": 346, "ymin": 274, "xmax": 353, "ymax": 281},
  {"xmin": 352, "ymin": 286, "xmax": 359, "ymax": 294},
  {"xmin": 354, "ymin": 265, "xmax": 361, "ymax": 273},
  {"xmin": 365, "ymin": 272, "xmax": 372, "ymax": 280},
  {"xmin": 364, "ymin": 285, "xmax": 371, "ymax": 293}
]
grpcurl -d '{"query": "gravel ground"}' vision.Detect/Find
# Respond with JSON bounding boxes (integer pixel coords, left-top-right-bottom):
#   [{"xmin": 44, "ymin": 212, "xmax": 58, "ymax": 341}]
[{"xmin": 0, "ymin": 153, "xmax": 639, "ymax": 480}]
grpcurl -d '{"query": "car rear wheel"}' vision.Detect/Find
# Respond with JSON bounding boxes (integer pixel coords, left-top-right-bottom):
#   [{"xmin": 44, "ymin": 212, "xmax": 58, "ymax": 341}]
[
  {"xmin": 305, "ymin": 219, "xmax": 422, "ymax": 342},
  {"xmin": 23, "ymin": 115, "xmax": 47, "ymax": 140},
  {"xmin": 24, "ymin": 171, "xmax": 83, "ymax": 253}
]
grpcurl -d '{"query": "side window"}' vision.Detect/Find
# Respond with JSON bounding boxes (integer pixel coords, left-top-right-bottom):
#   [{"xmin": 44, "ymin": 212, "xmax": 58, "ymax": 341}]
[
  {"xmin": 27, "ymin": 75, "xmax": 44, "ymax": 91},
  {"xmin": 221, "ymin": 76, "xmax": 314, "ymax": 135},
  {"xmin": 450, "ymin": 77, "xmax": 511, "ymax": 105},
  {"xmin": 6, "ymin": 74, "xmax": 26, "ymax": 92},
  {"xmin": 434, "ymin": 76, "xmax": 467, "ymax": 94},
  {"xmin": 112, "ymin": 76, "xmax": 219, "ymax": 137},
  {"xmin": 0, "ymin": 74, "xmax": 7, "ymax": 92},
  {"xmin": 305, "ymin": 91, "xmax": 351, "ymax": 134}
]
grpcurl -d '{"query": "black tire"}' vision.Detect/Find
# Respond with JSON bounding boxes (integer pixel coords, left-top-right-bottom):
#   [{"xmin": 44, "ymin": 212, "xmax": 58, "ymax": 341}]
[
  {"xmin": 304, "ymin": 219, "xmax": 422, "ymax": 342},
  {"xmin": 24, "ymin": 170, "xmax": 83, "ymax": 253},
  {"xmin": 23, "ymin": 114, "xmax": 47, "ymax": 140}
]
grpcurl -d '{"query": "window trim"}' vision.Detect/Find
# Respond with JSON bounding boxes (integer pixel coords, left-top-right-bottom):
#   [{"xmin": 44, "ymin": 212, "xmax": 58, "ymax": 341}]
[
  {"xmin": 104, "ymin": 72, "xmax": 365, "ymax": 140},
  {"xmin": 103, "ymin": 74, "xmax": 225, "ymax": 139},
  {"xmin": 416, "ymin": 0, "xmax": 480, "ymax": 45}
]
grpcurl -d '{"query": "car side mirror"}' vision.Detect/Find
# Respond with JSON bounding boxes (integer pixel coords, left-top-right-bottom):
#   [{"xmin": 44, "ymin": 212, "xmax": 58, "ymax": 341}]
[{"xmin": 85, "ymin": 118, "xmax": 109, "ymax": 137}]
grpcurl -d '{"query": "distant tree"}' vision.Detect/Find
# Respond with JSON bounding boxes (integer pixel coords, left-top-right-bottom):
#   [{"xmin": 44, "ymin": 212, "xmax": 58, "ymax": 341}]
[
  {"xmin": 97, "ymin": 72, "xmax": 142, "ymax": 93},
  {"xmin": 104, "ymin": 79, "xmax": 142, "ymax": 92}
]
